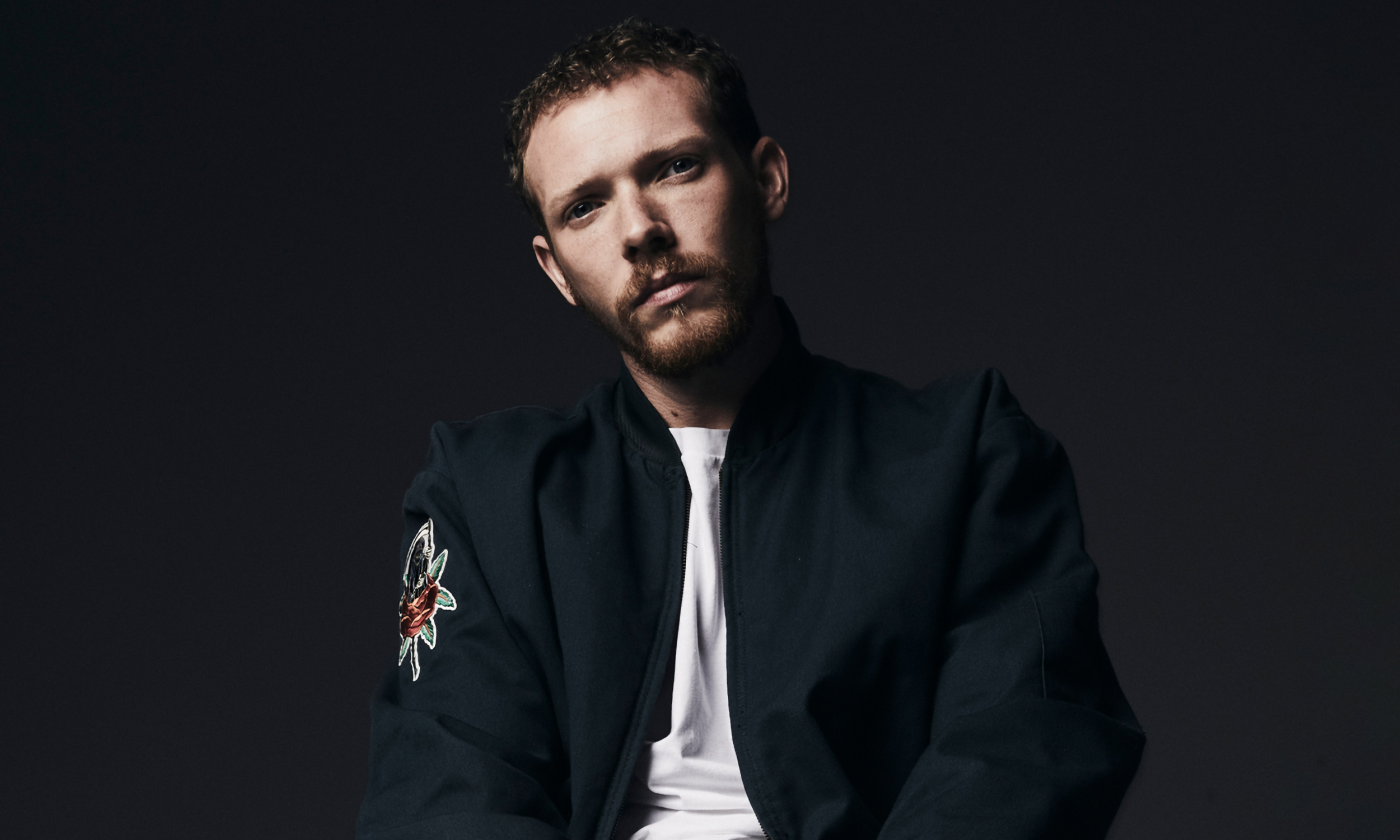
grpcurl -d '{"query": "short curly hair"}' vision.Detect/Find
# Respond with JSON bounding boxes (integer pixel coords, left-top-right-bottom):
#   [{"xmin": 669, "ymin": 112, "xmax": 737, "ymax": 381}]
[{"xmin": 505, "ymin": 18, "xmax": 762, "ymax": 232}]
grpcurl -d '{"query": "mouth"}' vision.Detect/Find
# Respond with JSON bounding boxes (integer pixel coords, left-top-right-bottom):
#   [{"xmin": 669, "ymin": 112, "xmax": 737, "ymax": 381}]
[{"xmin": 633, "ymin": 272, "xmax": 701, "ymax": 309}]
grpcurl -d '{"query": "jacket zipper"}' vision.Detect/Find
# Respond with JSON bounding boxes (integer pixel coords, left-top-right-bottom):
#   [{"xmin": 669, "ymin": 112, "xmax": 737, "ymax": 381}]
[
  {"xmin": 606, "ymin": 480, "xmax": 691, "ymax": 840},
  {"xmin": 606, "ymin": 465, "xmax": 772, "ymax": 840},
  {"xmin": 717, "ymin": 464, "xmax": 771, "ymax": 840}
]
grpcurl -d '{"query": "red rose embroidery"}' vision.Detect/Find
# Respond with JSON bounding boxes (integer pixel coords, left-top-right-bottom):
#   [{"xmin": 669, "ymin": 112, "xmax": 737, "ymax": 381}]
[
  {"xmin": 398, "ymin": 519, "xmax": 456, "ymax": 681},
  {"xmin": 400, "ymin": 579, "xmax": 440, "ymax": 638}
]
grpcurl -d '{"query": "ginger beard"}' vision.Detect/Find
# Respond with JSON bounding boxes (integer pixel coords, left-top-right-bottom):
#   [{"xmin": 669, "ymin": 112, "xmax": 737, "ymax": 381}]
[{"xmin": 563, "ymin": 234, "xmax": 769, "ymax": 379}]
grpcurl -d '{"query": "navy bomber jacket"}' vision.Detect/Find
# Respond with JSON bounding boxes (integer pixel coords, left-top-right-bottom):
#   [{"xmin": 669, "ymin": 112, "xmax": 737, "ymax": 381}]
[{"xmin": 358, "ymin": 302, "xmax": 1144, "ymax": 839}]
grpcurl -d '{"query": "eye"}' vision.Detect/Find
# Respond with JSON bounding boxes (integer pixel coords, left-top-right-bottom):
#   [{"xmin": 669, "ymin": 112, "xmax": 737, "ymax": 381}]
[
  {"xmin": 665, "ymin": 156, "xmax": 700, "ymax": 178},
  {"xmin": 567, "ymin": 200, "xmax": 598, "ymax": 221}
]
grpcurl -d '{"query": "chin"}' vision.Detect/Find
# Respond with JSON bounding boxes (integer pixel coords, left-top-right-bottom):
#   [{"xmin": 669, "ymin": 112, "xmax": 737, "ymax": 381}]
[{"xmin": 628, "ymin": 301, "xmax": 750, "ymax": 379}]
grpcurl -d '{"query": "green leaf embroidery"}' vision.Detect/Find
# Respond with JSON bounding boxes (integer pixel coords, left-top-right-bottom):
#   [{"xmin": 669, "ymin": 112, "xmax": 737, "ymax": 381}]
[
  {"xmin": 421, "ymin": 617, "xmax": 436, "ymax": 649},
  {"xmin": 436, "ymin": 587, "xmax": 457, "ymax": 610},
  {"xmin": 398, "ymin": 636, "xmax": 411, "ymax": 665},
  {"xmin": 429, "ymin": 549, "xmax": 448, "ymax": 580}
]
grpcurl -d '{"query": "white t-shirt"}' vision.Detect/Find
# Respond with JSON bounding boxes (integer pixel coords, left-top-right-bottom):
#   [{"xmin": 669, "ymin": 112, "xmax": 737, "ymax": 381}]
[{"xmin": 614, "ymin": 427, "xmax": 765, "ymax": 840}]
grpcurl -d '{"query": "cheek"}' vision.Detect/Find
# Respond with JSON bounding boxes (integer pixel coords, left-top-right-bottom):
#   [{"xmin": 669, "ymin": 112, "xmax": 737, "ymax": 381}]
[
  {"xmin": 677, "ymin": 182, "xmax": 747, "ymax": 249},
  {"xmin": 553, "ymin": 237, "xmax": 623, "ymax": 304},
  {"xmin": 553, "ymin": 238, "xmax": 602, "ymax": 284}
]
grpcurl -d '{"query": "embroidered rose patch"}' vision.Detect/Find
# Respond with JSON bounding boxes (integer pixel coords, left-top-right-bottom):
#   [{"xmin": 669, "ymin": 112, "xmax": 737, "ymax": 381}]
[{"xmin": 398, "ymin": 519, "xmax": 456, "ymax": 680}]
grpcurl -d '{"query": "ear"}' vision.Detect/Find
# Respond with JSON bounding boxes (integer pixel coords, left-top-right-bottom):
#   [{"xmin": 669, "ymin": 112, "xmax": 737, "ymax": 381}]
[
  {"xmin": 533, "ymin": 234, "xmax": 577, "ymax": 306},
  {"xmin": 750, "ymin": 137, "xmax": 790, "ymax": 222}
]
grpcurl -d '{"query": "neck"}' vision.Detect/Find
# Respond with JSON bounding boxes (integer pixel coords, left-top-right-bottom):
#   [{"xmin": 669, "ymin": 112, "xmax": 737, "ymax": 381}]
[{"xmin": 624, "ymin": 294, "xmax": 783, "ymax": 429}]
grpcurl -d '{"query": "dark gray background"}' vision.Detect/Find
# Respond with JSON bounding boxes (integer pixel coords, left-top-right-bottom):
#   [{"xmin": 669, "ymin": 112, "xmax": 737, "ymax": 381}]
[{"xmin": 4, "ymin": 1, "xmax": 1397, "ymax": 836}]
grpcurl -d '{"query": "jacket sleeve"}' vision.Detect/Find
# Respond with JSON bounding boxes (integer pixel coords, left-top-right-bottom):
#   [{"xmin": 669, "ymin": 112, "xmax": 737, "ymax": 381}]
[
  {"xmin": 357, "ymin": 429, "xmax": 569, "ymax": 840},
  {"xmin": 877, "ymin": 374, "xmax": 1145, "ymax": 839}
]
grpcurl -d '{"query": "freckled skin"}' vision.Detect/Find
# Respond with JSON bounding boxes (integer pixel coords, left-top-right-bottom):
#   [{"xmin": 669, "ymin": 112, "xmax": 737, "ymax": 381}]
[
  {"xmin": 526, "ymin": 69, "xmax": 774, "ymax": 369},
  {"xmin": 524, "ymin": 67, "xmax": 791, "ymax": 428}
]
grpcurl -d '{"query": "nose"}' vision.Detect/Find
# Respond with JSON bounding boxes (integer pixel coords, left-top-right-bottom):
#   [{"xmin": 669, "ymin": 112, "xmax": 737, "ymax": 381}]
[{"xmin": 619, "ymin": 189, "xmax": 675, "ymax": 261}]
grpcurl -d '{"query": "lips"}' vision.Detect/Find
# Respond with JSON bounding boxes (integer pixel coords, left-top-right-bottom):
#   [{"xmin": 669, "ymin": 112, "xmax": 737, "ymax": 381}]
[{"xmin": 634, "ymin": 273, "xmax": 701, "ymax": 308}]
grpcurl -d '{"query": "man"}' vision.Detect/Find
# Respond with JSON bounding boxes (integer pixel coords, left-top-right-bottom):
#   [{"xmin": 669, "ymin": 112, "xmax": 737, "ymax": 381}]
[{"xmin": 359, "ymin": 19, "xmax": 1143, "ymax": 840}]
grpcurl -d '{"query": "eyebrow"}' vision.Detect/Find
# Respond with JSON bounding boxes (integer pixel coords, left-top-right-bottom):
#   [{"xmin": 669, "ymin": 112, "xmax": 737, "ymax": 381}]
[{"xmin": 546, "ymin": 133, "xmax": 715, "ymax": 221}]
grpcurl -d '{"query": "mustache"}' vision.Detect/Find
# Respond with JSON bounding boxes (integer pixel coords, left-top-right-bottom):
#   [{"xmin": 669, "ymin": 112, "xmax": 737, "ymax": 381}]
[{"xmin": 624, "ymin": 252, "xmax": 734, "ymax": 304}]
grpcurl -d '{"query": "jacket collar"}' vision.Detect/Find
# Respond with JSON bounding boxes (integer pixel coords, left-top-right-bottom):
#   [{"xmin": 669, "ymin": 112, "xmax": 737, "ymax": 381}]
[{"xmin": 613, "ymin": 297, "xmax": 818, "ymax": 465}]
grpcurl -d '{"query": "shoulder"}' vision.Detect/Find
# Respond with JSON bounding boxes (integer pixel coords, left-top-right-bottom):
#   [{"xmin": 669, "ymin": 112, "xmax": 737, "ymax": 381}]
[
  {"xmin": 811, "ymin": 357, "xmax": 1029, "ymax": 439},
  {"xmin": 416, "ymin": 377, "xmax": 619, "ymax": 484}
]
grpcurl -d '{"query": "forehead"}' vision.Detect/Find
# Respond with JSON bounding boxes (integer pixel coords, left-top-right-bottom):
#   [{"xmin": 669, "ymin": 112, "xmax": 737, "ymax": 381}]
[{"xmin": 523, "ymin": 69, "xmax": 716, "ymax": 205}]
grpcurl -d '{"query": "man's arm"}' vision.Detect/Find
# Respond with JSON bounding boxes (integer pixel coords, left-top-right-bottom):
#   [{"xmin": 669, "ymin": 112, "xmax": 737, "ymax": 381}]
[
  {"xmin": 879, "ymin": 376, "xmax": 1144, "ymax": 839},
  {"xmin": 357, "ymin": 431, "xmax": 570, "ymax": 840}
]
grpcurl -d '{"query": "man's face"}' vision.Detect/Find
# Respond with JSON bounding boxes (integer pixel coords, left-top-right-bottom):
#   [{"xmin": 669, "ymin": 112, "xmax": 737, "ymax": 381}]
[{"xmin": 525, "ymin": 69, "xmax": 780, "ymax": 378}]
